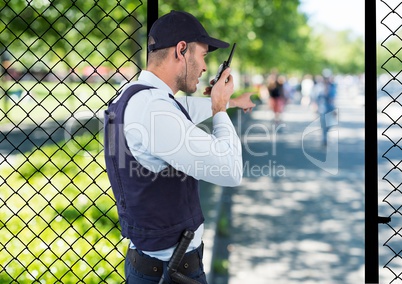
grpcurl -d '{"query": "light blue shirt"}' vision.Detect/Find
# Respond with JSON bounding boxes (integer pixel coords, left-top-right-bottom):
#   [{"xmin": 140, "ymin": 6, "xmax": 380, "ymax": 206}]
[{"xmin": 117, "ymin": 70, "xmax": 242, "ymax": 260}]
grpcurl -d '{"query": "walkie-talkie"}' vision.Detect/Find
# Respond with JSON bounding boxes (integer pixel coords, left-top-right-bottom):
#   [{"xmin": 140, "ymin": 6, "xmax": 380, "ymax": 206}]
[{"xmin": 211, "ymin": 43, "xmax": 236, "ymax": 86}]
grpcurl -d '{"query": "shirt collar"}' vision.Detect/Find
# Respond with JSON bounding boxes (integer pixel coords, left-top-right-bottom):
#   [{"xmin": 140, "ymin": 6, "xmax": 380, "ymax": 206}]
[{"xmin": 138, "ymin": 70, "xmax": 174, "ymax": 96}]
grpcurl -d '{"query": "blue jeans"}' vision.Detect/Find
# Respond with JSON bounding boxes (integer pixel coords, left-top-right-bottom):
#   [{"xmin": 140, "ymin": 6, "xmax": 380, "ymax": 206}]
[{"xmin": 125, "ymin": 244, "xmax": 208, "ymax": 284}]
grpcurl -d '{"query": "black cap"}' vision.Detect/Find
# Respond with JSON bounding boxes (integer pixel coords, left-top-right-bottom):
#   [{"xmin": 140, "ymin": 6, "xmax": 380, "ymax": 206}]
[{"xmin": 148, "ymin": 10, "xmax": 229, "ymax": 53}]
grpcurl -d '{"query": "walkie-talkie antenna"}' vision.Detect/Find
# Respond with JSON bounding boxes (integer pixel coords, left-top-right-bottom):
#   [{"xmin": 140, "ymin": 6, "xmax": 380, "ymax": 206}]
[
  {"xmin": 225, "ymin": 42, "xmax": 236, "ymax": 67},
  {"xmin": 211, "ymin": 42, "xmax": 237, "ymax": 86}
]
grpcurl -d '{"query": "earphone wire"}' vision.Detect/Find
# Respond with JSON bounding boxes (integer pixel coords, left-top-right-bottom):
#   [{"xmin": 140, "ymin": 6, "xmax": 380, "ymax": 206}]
[{"xmin": 184, "ymin": 51, "xmax": 190, "ymax": 113}]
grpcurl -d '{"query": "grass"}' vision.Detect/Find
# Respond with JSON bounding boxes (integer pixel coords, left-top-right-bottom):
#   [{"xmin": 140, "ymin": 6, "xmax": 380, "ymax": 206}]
[
  {"xmin": 0, "ymin": 80, "xmax": 119, "ymax": 127},
  {"xmin": 0, "ymin": 131, "xmax": 127, "ymax": 283}
]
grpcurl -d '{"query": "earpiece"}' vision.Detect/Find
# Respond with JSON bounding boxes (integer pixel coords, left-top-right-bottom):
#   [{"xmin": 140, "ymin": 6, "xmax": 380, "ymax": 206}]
[
  {"xmin": 180, "ymin": 46, "xmax": 188, "ymax": 56},
  {"xmin": 175, "ymin": 44, "xmax": 188, "ymax": 58}
]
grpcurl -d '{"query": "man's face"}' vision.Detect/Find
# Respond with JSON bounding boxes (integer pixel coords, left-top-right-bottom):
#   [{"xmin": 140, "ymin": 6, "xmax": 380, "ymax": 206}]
[{"xmin": 177, "ymin": 43, "xmax": 208, "ymax": 94}]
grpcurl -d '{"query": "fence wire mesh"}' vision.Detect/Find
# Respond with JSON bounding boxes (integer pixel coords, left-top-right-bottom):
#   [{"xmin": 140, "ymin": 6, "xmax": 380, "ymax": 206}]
[
  {"xmin": 379, "ymin": 0, "xmax": 402, "ymax": 282},
  {"xmin": 0, "ymin": 1, "xmax": 145, "ymax": 283},
  {"xmin": 1, "ymin": 0, "xmax": 400, "ymax": 283}
]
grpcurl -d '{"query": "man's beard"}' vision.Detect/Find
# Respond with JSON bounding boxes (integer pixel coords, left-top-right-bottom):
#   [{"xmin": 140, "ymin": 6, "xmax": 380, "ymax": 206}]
[{"xmin": 177, "ymin": 56, "xmax": 197, "ymax": 94}]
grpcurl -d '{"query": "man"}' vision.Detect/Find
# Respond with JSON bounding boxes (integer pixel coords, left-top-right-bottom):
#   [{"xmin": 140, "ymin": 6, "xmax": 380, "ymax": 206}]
[
  {"xmin": 311, "ymin": 71, "xmax": 337, "ymax": 146},
  {"xmin": 104, "ymin": 10, "xmax": 255, "ymax": 283}
]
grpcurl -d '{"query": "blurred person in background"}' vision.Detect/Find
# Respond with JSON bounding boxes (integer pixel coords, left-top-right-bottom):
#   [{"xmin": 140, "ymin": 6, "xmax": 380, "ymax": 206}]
[
  {"xmin": 301, "ymin": 73, "xmax": 314, "ymax": 106},
  {"xmin": 267, "ymin": 72, "xmax": 288, "ymax": 125},
  {"xmin": 311, "ymin": 70, "xmax": 337, "ymax": 146}
]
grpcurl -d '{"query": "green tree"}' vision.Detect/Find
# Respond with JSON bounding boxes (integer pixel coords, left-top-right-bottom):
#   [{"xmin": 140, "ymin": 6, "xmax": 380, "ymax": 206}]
[
  {"xmin": 314, "ymin": 27, "xmax": 365, "ymax": 74},
  {"xmin": 377, "ymin": 34, "xmax": 402, "ymax": 75},
  {"xmin": 0, "ymin": 0, "xmax": 144, "ymax": 73},
  {"xmin": 156, "ymin": 1, "xmax": 364, "ymax": 76},
  {"xmin": 0, "ymin": 0, "xmax": 364, "ymax": 79},
  {"xmin": 158, "ymin": 0, "xmax": 312, "ymax": 74}
]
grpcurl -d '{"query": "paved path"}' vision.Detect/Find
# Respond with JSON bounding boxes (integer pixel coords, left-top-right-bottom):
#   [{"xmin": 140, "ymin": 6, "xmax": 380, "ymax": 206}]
[{"xmin": 221, "ymin": 89, "xmax": 366, "ymax": 283}]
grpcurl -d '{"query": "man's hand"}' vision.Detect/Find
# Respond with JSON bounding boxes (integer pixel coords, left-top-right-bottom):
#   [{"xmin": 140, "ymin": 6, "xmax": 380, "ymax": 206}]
[
  {"xmin": 229, "ymin": 92, "xmax": 256, "ymax": 113},
  {"xmin": 207, "ymin": 68, "xmax": 234, "ymax": 115},
  {"xmin": 203, "ymin": 69, "xmax": 256, "ymax": 114}
]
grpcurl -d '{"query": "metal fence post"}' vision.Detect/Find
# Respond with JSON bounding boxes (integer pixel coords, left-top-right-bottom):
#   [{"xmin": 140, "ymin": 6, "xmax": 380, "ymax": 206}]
[{"xmin": 365, "ymin": 0, "xmax": 378, "ymax": 283}]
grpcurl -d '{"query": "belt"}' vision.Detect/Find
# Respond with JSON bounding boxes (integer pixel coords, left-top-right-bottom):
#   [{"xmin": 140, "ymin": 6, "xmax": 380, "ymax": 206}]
[{"xmin": 127, "ymin": 243, "xmax": 203, "ymax": 278}]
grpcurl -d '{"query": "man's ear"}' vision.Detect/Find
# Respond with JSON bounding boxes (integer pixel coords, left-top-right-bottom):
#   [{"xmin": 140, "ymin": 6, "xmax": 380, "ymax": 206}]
[{"xmin": 175, "ymin": 41, "xmax": 188, "ymax": 58}]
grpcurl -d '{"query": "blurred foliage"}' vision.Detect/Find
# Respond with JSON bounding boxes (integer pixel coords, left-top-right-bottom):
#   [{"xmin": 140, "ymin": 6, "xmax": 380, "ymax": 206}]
[
  {"xmin": 212, "ymin": 258, "xmax": 229, "ymax": 275},
  {"xmin": 0, "ymin": 0, "xmax": 145, "ymax": 72},
  {"xmin": 0, "ymin": 132, "xmax": 127, "ymax": 283},
  {"xmin": 309, "ymin": 26, "xmax": 365, "ymax": 75},
  {"xmin": 217, "ymin": 211, "xmax": 230, "ymax": 238},
  {"xmin": 0, "ymin": 80, "xmax": 118, "ymax": 126},
  {"xmin": 158, "ymin": 0, "xmax": 313, "ymax": 72},
  {"xmin": 377, "ymin": 33, "xmax": 402, "ymax": 76},
  {"xmin": 0, "ymin": 0, "xmax": 365, "ymax": 77}
]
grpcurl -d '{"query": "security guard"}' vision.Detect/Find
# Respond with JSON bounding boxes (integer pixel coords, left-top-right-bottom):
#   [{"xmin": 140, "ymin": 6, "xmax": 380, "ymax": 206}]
[{"xmin": 104, "ymin": 10, "xmax": 255, "ymax": 284}]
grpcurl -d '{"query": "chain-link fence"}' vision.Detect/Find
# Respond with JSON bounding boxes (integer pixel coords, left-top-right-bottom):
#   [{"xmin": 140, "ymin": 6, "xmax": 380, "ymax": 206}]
[
  {"xmin": 1, "ymin": 0, "xmax": 401, "ymax": 283},
  {"xmin": 378, "ymin": 0, "xmax": 402, "ymax": 282},
  {"xmin": 0, "ymin": 1, "xmax": 146, "ymax": 282}
]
